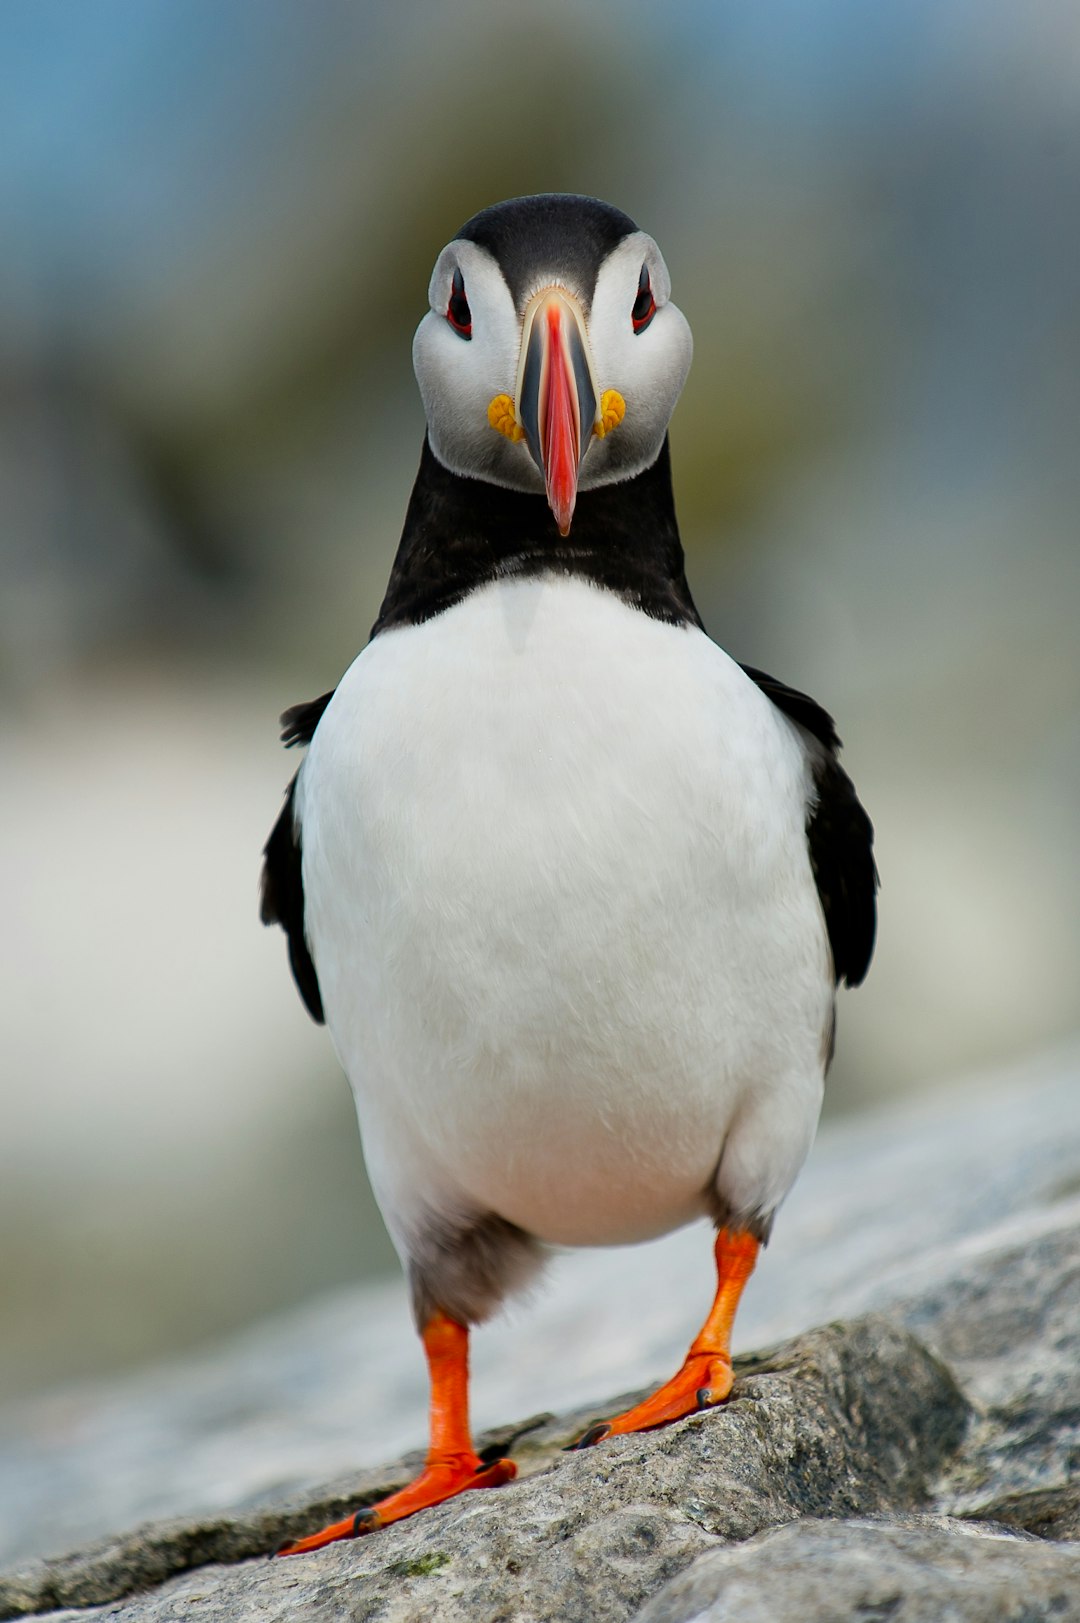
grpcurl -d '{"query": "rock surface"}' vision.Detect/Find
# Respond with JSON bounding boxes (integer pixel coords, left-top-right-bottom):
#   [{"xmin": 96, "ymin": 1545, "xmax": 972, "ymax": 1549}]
[
  {"xmin": 2, "ymin": 1040, "xmax": 1079, "ymax": 1621},
  {"xmin": 0, "ymin": 1320, "xmax": 969, "ymax": 1622},
  {"xmin": 636, "ymin": 1517, "xmax": 1080, "ymax": 1623}
]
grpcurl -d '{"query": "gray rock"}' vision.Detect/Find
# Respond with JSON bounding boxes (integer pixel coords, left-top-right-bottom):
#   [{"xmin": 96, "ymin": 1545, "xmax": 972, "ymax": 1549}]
[
  {"xmin": 0, "ymin": 1318, "xmax": 968, "ymax": 1622},
  {"xmin": 907, "ymin": 1201, "xmax": 1080, "ymax": 1530},
  {"xmin": 4, "ymin": 1042, "xmax": 1078, "ymax": 1570},
  {"xmin": 634, "ymin": 1516, "xmax": 1080, "ymax": 1623},
  {"xmin": 965, "ymin": 1484, "xmax": 1080, "ymax": 1543},
  {"xmin": 1, "ymin": 1041, "xmax": 1078, "ymax": 1621}
]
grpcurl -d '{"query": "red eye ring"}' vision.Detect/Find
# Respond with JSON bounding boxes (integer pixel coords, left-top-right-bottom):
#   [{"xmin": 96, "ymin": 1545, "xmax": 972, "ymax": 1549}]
[
  {"xmin": 447, "ymin": 267, "xmax": 472, "ymax": 338},
  {"xmin": 631, "ymin": 263, "xmax": 656, "ymax": 334}
]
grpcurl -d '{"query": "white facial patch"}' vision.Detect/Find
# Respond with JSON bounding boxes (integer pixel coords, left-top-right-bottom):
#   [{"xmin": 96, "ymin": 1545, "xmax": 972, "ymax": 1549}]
[
  {"xmin": 412, "ymin": 228, "xmax": 693, "ymax": 495},
  {"xmin": 578, "ymin": 233, "xmax": 693, "ymax": 490},
  {"xmin": 413, "ymin": 241, "xmax": 545, "ymax": 494}
]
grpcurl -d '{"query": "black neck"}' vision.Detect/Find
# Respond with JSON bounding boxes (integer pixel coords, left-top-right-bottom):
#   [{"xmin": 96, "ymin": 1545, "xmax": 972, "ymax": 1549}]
[{"xmin": 371, "ymin": 437, "xmax": 703, "ymax": 638}]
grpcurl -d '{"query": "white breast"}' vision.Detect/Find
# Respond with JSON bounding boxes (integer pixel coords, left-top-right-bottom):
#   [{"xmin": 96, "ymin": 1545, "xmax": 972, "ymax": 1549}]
[{"xmin": 296, "ymin": 576, "xmax": 832, "ymax": 1254}]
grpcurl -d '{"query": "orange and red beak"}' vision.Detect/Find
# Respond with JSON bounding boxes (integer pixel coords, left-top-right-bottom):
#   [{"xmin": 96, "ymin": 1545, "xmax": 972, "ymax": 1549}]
[{"xmin": 515, "ymin": 288, "xmax": 600, "ymax": 537}]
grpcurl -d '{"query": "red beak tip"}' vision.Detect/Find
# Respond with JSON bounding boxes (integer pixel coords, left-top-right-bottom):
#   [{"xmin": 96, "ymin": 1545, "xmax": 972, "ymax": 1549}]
[{"xmin": 550, "ymin": 495, "xmax": 574, "ymax": 536}]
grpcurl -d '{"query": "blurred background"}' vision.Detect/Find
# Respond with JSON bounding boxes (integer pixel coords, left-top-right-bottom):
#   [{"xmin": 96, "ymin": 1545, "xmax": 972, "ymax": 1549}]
[{"xmin": 2, "ymin": 0, "xmax": 1078, "ymax": 1406}]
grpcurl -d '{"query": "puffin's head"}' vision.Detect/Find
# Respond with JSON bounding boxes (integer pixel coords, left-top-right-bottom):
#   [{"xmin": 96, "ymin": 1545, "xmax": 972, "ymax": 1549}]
[{"xmin": 412, "ymin": 194, "xmax": 693, "ymax": 536}]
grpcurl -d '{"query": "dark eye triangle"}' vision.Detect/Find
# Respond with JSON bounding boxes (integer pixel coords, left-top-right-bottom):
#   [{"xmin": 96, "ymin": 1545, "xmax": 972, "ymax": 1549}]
[
  {"xmin": 632, "ymin": 264, "xmax": 656, "ymax": 334},
  {"xmin": 447, "ymin": 267, "xmax": 472, "ymax": 339}
]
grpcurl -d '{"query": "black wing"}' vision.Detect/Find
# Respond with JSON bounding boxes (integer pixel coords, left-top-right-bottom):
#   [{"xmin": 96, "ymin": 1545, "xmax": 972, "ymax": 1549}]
[
  {"xmin": 280, "ymin": 691, "xmax": 334, "ymax": 747},
  {"xmin": 742, "ymin": 665, "xmax": 877, "ymax": 988},
  {"xmin": 259, "ymin": 692, "xmax": 336, "ymax": 1024}
]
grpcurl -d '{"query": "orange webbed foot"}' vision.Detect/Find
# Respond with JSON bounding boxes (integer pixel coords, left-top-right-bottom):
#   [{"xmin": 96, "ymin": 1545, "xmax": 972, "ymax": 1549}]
[
  {"xmin": 276, "ymin": 1310, "xmax": 515, "ymax": 1556},
  {"xmin": 571, "ymin": 1352, "xmax": 733, "ymax": 1447},
  {"xmin": 277, "ymin": 1449, "xmax": 516, "ymax": 1555},
  {"xmin": 571, "ymin": 1226, "xmax": 758, "ymax": 1450}
]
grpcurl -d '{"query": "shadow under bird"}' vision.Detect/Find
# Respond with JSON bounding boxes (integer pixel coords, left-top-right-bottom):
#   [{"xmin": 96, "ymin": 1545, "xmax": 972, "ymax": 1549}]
[{"xmin": 261, "ymin": 193, "xmax": 877, "ymax": 1554}]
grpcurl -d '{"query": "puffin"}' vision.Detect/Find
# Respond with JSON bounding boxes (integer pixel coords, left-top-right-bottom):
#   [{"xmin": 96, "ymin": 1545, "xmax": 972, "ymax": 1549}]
[{"xmin": 261, "ymin": 193, "xmax": 876, "ymax": 1555}]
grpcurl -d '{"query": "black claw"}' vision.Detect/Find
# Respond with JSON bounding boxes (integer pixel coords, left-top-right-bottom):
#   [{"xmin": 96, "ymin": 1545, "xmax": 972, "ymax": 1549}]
[
  {"xmin": 351, "ymin": 1509, "xmax": 378, "ymax": 1536},
  {"xmin": 566, "ymin": 1421, "xmax": 611, "ymax": 1451},
  {"xmin": 696, "ymin": 1387, "xmax": 713, "ymax": 1408}
]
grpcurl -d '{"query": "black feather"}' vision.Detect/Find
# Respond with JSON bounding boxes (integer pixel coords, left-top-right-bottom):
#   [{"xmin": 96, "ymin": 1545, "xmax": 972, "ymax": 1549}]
[
  {"xmin": 281, "ymin": 691, "xmax": 334, "ymax": 747},
  {"xmin": 456, "ymin": 194, "xmax": 638, "ymax": 314},
  {"xmin": 738, "ymin": 665, "xmax": 840, "ymax": 753},
  {"xmin": 373, "ymin": 436, "xmax": 699, "ymax": 637},
  {"xmin": 260, "ymin": 770, "xmax": 324, "ymax": 1023},
  {"xmin": 742, "ymin": 666, "xmax": 877, "ymax": 988}
]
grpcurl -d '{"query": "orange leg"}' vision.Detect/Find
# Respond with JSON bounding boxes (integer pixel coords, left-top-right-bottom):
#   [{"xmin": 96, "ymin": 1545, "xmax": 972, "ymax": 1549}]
[
  {"xmin": 573, "ymin": 1227, "xmax": 759, "ymax": 1447},
  {"xmin": 277, "ymin": 1312, "xmax": 515, "ymax": 1555}
]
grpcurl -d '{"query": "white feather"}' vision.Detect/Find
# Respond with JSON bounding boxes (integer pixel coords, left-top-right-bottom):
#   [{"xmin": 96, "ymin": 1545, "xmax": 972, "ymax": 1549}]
[{"xmin": 296, "ymin": 576, "xmax": 832, "ymax": 1260}]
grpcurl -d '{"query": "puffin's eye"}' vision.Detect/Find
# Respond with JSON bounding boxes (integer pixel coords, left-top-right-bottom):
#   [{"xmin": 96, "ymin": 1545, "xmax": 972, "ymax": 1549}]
[
  {"xmin": 446, "ymin": 267, "xmax": 472, "ymax": 339},
  {"xmin": 631, "ymin": 264, "xmax": 656, "ymax": 334}
]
